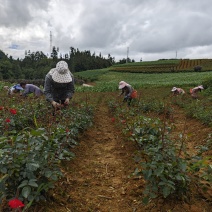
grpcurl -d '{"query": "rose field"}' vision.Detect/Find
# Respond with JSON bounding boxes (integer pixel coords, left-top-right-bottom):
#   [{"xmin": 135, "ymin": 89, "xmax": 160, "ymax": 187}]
[{"xmin": 0, "ymin": 70, "xmax": 212, "ymax": 212}]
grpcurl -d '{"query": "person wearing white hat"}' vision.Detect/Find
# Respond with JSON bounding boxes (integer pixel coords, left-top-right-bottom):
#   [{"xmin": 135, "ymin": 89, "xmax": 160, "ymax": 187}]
[
  {"xmin": 118, "ymin": 81, "xmax": 134, "ymax": 106},
  {"xmin": 171, "ymin": 87, "xmax": 185, "ymax": 96},
  {"xmin": 44, "ymin": 61, "xmax": 75, "ymax": 111},
  {"xmin": 190, "ymin": 85, "xmax": 204, "ymax": 99}
]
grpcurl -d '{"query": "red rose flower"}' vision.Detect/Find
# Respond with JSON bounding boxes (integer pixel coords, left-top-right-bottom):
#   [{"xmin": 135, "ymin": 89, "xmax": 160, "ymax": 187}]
[
  {"xmin": 10, "ymin": 109, "xmax": 17, "ymax": 115},
  {"xmin": 8, "ymin": 198, "xmax": 25, "ymax": 209},
  {"xmin": 0, "ymin": 106, "xmax": 4, "ymax": 110},
  {"xmin": 5, "ymin": 118, "xmax": 11, "ymax": 123},
  {"xmin": 111, "ymin": 117, "xmax": 115, "ymax": 122}
]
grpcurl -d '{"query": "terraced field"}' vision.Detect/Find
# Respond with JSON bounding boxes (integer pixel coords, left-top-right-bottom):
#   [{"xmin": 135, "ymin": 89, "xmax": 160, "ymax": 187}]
[{"xmin": 109, "ymin": 59, "xmax": 212, "ymax": 73}]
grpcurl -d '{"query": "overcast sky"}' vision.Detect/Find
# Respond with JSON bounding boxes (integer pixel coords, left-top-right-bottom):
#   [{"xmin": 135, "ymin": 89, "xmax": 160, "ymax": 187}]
[{"xmin": 1, "ymin": 0, "xmax": 212, "ymax": 62}]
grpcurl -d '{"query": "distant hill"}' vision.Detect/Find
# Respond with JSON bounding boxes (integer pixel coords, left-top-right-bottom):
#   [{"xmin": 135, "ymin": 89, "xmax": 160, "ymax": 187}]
[{"xmin": 109, "ymin": 59, "xmax": 212, "ymax": 73}]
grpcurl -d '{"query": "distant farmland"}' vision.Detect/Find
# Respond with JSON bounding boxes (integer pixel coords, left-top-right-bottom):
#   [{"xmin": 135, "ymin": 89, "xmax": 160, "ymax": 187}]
[{"xmin": 109, "ymin": 59, "xmax": 212, "ymax": 73}]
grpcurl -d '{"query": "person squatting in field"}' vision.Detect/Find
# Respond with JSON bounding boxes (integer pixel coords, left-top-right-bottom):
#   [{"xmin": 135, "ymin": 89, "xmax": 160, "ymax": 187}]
[
  {"xmin": 171, "ymin": 87, "xmax": 185, "ymax": 96},
  {"xmin": 44, "ymin": 61, "xmax": 75, "ymax": 114},
  {"xmin": 118, "ymin": 81, "xmax": 136, "ymax": 106},
  {"xmin": 190, "ymin": 85, "xmax": 204, "ymax": 99},
  {"xmin": 8, "ymin": 84, "xmax": 24, "ymax": 95},
  {"xmin": 20, "ymin": 82, "xmax": 43, "ymax": 97}
]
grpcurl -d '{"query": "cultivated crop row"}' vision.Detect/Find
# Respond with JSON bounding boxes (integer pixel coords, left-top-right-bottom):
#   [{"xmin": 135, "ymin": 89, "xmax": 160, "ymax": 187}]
[
  {"xmin": 0, "ymin": 93, "xmax": 94, "ymax": 211},
  {"xmin": 108, "ymin": 96, "xmax": 211, "ymax": 204}
]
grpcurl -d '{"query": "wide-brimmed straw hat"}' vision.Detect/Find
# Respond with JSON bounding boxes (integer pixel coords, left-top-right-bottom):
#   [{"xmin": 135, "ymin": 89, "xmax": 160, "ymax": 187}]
[
  {"xmin": 171, "ymin": 87, "xmax": 177, "ymax": 92},
  {"xmin": 118, "ymin": 81, "xmax": 128, "ymax": 89},
  {"xmin": 51, "ymin": 61, "xmax": 72, "ymax": 83}
]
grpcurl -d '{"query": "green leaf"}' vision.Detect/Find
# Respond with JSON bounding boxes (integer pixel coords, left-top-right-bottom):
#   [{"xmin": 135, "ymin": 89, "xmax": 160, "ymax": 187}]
[
  {"xmin": 135, "ymin": 128, "xmax": 141, "ymax": 134},
  {"xmin": 158, "ymin": 181, "xmax": 166, "ymax": 186},
  {"xmin": 30, "ymin": 129, "xmax": 43, "ymax": 136},
  {"xmin": 162, "ymin": 186, "xmax": 171, "ymax": 198},
  {"xmin": 16, "ymin": 135, "xmax": 25, "ymax": 142},
  {"xmin": 51, "ymin": 175, "xmax": 58, "ymax": 181},
  {"xmin": 155, "ymin": 166, "xmax": 164, "ymax": 176},
  {"xmin": 22, "ymin": 186, "xmax": 31, "ymax": 198},
  {"xmin": 180, "ymin": 176, "xmax": 186, "ymax": 186},
  {"xmin": 179, "ymin": 162, "xmax": 187, "ymax": 172},
  {"xmin": 45, "ymin": 170, "xmax": 52, "ymax": 178},
  {"xmin": 26, "ymin": 163, "xmax": 39, "ymax": 171},
  {"xmin": 1, "ymin": 167, "xmax": 7, "ymax": 174},
  {"xmin": 143, "ymin": 169, "xmax": 152, "ymax": 180},
  {"xmin": 142, "ymin": 196, "xmax": 150, "ymax": 205},
  {"xmin": 167, "ymin": 182, "xmax": 176, "ymax": 190},
  {"xmin": 18, "ymin": 180, "xmax": 28, "ymax": 188},
  {"xmin": 149, "ymin": 192, "xmax": 157, "ymax": 198},
  {"xmin": 28, "ymin": 181, "xmax": 38, "ymax": 187},
  {"xmin": 175, "ymin": 174, "xmax": 182, "ymax": 181}
]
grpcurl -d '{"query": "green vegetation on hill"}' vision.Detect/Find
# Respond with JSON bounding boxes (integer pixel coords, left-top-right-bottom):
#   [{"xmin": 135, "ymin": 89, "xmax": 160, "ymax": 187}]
[
  {"xmin": 112, "ymin": 59, "xmax": 180, "ymax": 67},
  {"xmin": 110, "ymin": 59, "xmax": 212, "ymax": 73},
  {"xmin": 74, "ymin": 68, "xmax": 212, "ymax": 92},
  {"xmin": 0, "ymin": 48, "xmax": 113, "ymax": 80}
]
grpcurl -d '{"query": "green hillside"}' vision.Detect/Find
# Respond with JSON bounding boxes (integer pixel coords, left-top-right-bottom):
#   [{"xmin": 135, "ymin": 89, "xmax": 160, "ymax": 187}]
[{"xmin": 109, "ymin": 59, "xmax": 212, "ymax": 73}]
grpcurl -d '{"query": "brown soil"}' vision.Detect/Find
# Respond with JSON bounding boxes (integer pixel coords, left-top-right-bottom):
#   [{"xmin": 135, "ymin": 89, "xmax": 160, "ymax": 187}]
[{"xmin": 40, "ymin": 96, "xmax": 211, "ymax": 212}]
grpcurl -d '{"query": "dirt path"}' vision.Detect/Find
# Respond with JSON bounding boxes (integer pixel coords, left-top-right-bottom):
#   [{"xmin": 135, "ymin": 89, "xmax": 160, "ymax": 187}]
[
  {"xmin": 44, "ymin": 96, "xmax": 143, "ymax": 212},
  {"xmin": 67, "ymin": 104, "xmax": 137, "ymax": 211}
]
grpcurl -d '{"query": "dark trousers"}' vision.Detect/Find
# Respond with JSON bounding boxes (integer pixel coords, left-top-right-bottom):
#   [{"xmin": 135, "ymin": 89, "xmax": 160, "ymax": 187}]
[{"xmin": 123, "ymin": 97, "xmax": 132, "ymax": 106}]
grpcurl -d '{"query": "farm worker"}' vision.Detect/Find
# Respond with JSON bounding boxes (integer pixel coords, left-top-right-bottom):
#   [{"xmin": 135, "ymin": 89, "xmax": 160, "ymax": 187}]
[
  {"xmin": 8, "ymin": 84, "xmax": 24, "ymax": 95},
  {"xmin": 190, "ymin": 85, "xmax": 204, "ymax": 99},
  {"xmin": 44, "ymin": 61, "xmax": 75, "ymax": 111},
  {"xmin": 118, "ymin": 81, "xmax": 137, "ymax": 106},
  {"xmin": 20, "ymin": 83, "xmax": 43, "ymax": 97},
  {"xmin": 171, "ymin": 87, "xmax": 185, "ymax": 96}
]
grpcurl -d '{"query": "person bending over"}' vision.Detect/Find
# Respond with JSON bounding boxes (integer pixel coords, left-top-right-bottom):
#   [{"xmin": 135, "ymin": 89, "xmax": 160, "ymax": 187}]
[
  {"xmin": 20, "ymin": 83, "xmax": 43, "ymax": 97},
  {"xmin": 190, "ymin": 85, "xmax": 204, "ymax": 99},
  {"xmin": 44, "ymin": 61, "xmax": 75, "ymax": 113},
  {"xmin": 171, "ymin": 87, "xmax": 185, "ymax": 96},
  {"xmin": 118, "ymin": 81, "xmax": 134, "ymax": 106}
]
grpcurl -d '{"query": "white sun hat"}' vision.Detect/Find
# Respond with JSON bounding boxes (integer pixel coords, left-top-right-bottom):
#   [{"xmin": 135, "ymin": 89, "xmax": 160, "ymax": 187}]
[
  {"xmin": 118, "ymin": 81, "xmax": 128, "ymax": 89},
  {"xmin": 171, "ymin": 87, "xmax": 177, "ymax": 92},
  {"xmin": 52, "ymin": 61, "xmax": 72, "ymax": 83},
  {"xmin": 198, "ymin": 85, "xmax": 204, "ymax": 90},
  {"xmin": 48, "ymin": 68, "xmax": 56, "ymax": 76}
]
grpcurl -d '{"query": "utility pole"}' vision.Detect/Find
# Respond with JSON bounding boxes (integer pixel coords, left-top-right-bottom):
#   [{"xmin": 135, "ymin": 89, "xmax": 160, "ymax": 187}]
[
  {"xmin": 126, "ymin": 46, "xmax": 129, "ymax": 63},
  {"xmin": 176, "ymin": 50, "xmax": 177, "ymax": 59},
  {"xmin": 50, "ymin": 31, "xmax": 52, "ymax": 56}
]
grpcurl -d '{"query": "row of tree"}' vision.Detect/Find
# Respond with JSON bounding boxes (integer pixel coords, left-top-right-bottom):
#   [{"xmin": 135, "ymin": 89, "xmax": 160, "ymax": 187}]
[{"xmin": 0, "ymin": 47, "xmax": 134, "ymax": 80}]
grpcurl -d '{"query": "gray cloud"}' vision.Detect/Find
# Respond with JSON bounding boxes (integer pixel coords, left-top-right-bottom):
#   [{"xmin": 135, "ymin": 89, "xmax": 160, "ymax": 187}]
[
  {"xmin": 0, "ymin": 0, "xmax": 50, "ymax": 27},
  {"xmin": 1, "ymin": 0, "xmax": 212, "ymax": 61}
]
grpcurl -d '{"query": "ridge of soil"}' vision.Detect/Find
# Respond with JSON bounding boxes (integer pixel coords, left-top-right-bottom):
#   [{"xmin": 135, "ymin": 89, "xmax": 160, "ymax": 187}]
[{"xmin": 41, "ymin": 96, "xmax": 211, "ymax": 212}]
